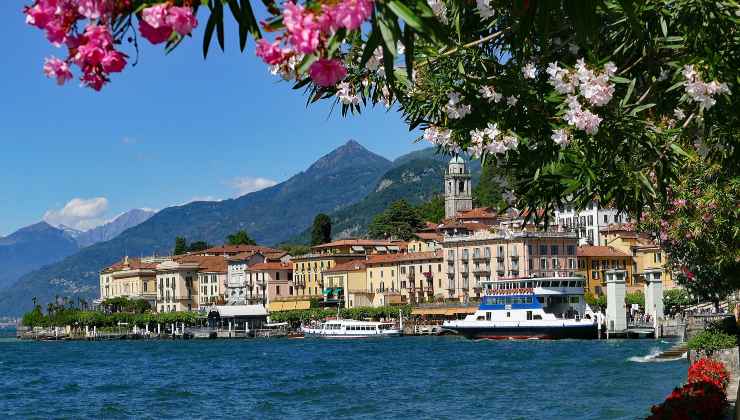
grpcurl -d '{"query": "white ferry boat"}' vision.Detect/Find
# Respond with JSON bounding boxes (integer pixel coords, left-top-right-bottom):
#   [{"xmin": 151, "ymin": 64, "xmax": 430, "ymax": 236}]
[
  {"xmin": 443, "ymin": 276, "xmax": 598, "ymax": 340},
  {"xmin": 302, "ymin": 319, "xmax": 402, "ymax": 338}
]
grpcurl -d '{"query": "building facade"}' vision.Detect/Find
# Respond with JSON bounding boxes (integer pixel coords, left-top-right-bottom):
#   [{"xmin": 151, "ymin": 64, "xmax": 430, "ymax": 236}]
[
  {"xmin": 555, "ymin": 202, "xmax": 631, "ymax": 246},
  {"xmin": 444, "ymin": 156, "xmax": 473, "ymax": 220},
  {"xmin": 442, "ymin": 229, "xmax": 579, "ymax": 301},
  {"xmin": 576, "ymin": 245, "xmax": 634, "ymax": 295},
  {"xmin": 155, "ymin": 260, "xmax": 200, "ymax": 312},
  {"xmin": 99, "ymin": 256, "xmax": 165, "ymax": 306},
  {"xmin": 246, "ymin": 262, "xmax": 293, "ymax": 305},
  {"xmin": 601, "ymin": 226, "xmax": 675, "ymax": 289},
  {"xmin": 225, "ymin": 252, "xmax": 266, "ymax": 305}
]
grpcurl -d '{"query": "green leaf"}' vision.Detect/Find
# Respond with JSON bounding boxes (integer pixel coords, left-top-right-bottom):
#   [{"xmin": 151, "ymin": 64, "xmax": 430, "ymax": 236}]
[
  {"xmin": 360, "ymin": 28, "xmax": 381, "ymax": 68},
  {"xmin": 387, "ymin": 1, "xmax": 425, "ymax": 33},
  {"xmin": 660, "ymin": 16, "xmax": 668, "ymax": 38},
  {"xmin": 610, "ymin": 76, "xmax": 631, "ymax": 84},
  {"xmin": 296, "ymin": 54, "xmax": 318, "ymax": 75},
  {"xmin": 630, "ymin": 103, "xmax": 655, "ymax": 116},
  {"xmin": 378, "ymin": 16, "xmax": 399, "ymax": 57},
  {"xmin": 403, "ymin": 25, "xmax": 415, "ymax": 81},
  {"xmin": 621, "ymin": 78, "xmax": 636, "ymax": 107},
  {"xmin": 216, "ymin": 1, "xmax": 225, "ymax": 51},
  {"xmin": 202, "ymin": 3, "xmax": 218, "ymax": 58}
]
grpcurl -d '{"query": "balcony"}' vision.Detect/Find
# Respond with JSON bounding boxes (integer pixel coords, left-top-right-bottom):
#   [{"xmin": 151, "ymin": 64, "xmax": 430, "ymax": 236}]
[
  {"xmin": 473, "ymin": 265, "xmax": 491, "ymax": 273},
  {"xmin": 472, "ymin": 254, "xmax": 488, "ymax": 261}
]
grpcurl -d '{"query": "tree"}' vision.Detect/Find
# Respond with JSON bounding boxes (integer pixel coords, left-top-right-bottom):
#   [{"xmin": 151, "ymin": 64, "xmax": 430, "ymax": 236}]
[
  {"xmin": 310, "ymin": 214, "xmax": 332, "ymax": 246},
  {"xmin": 473, "ymin": 162, "xmax": 504, "ymax": 209},
  {"xmin": 368, "ymin": 199, "xmax": 425, "ymax": 241},
  {"xmin": 664, "ymin": 289, "xmax": 691, "ymax": 315},
  {"xmin": 415, "ymin": 194, "xmax": 445, "ymax": 224},
  {"xmin": 187, "ymin": 241, "xmax": 211, "ymax": 252},
  {"xmin": 279, "ymin": 244, "xmax": 311, "ymax": 256},
  {"xmin": 173, "ymin": 237, "xmax": 188, "ymax": 256},
  {"xmin": 227, "ymin": 230, "xmax": 257, "ymax": 246}
]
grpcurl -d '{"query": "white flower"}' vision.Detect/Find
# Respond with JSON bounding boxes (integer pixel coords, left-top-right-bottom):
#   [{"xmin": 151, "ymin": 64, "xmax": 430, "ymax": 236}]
[
  {"xmin": 522, "ymin": 63, "xmax": 537, "ymax": 79},
  {"xmin": 546, "ymin": 62, "xmax": 575, "ymax": 94},
  {"xmin": 564, "ymin": 99, "xmax": 602, "ymax": 134},
  {"xmin": 682, "ymin": 65, "xmax": 731, "ymax": 110},
  {"xmin": 380, "ymin": 86, "xmax": 392, "ymax": 109},
  {"xmin": 673, "ymin": 108, "xmax": 686, "ymax": 120},
  {"xmin": 603, "ymin": 62, "xmax": 617, "ymax": 77},
  {"xmin": 336, "ymin": 82, "xmax": 360, "ymax": 106},
  {"xmin": 366, "ymin": 47, "xmax": 384, "ymax": 71},
  {"xmin": 479, "ymin": 85, "xmax": 502, "ymax": 103},
  {"xmin": 551, "ymin": 128, "xmax": 571, "ymax": 147},
  {"xmin": 427, "ymin": 0, "xmax": 448, "ymax": 23},
  {"xmin": 445, "ymin": 92, "xmax": 471, "ymax": 119},
  {"xmin": 423, "ymin": 126, "xmax": 452, "ymax": 147},
  {"xmin": 476, "ymin": 0, "xmax": 495, "ymax": 19},
  {"xmin": 506, "ymin": 95, "xmax": 518, "ymax": 106}
]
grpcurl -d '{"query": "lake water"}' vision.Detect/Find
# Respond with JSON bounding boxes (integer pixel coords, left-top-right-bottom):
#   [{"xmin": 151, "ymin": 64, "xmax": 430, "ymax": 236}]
[{"xmin": 0, "ymin": 333, "xmax": 685, "ymax": 419}]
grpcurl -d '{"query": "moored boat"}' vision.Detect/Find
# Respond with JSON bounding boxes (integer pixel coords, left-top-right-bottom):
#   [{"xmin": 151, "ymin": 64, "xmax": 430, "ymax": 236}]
[
  {"xmin": 443, "ymin": 276, "xmax": 598, "ymax": 340},
  {"xmin": 302, "ymin": 319, "xmax": 402, "ymax": 338}
]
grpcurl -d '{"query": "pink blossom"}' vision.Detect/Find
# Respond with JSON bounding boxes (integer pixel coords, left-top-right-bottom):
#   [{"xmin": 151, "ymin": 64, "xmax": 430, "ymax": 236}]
[
  {"xmin": 44, "ymin": 20, "xmax": 68, "ymax": 46},
  {"xmin": 309, "ymin": 59, "xmax": 347, "ymax": 87},
  {"xmin": 75, "ymin": 43, "xmax": 106, "ymax": 66},
  {"xmin": 43, "ymin": 56, "xmax": 73, "ymax": 85},
  {"xmin": 80, "ymin": 68, "xmax": 107, "ymax": 91},
  {"xmin": 84, "ymin": 24, "xmax": 113, "ymax": 48},
  {"xmin": 139, "ymin": 19, "xmax": 172, "ymax": 44},
  {"xmin": 24, "ymin": 1, "xmax": 56, "ymax": 29},
  {"xmin": 290, "ymin": 26, "xmax": 320, "ymax": 54},
  {"xmin": 142, "ymin": 4, "xmax": 170, "ymax": 29},
  {"xmin": 101, "ymin": 50, "xmax": 127, "ymax": 73},
  {"xmin": 282, "ymin": 2, "xmax": 320, "ymax": 54},
  {"xmin": 255, "ymin": 39, "xmax": 286, "ymax": 65},
  {"xmin": 672, "ymin": 198, "xmax": 686, "ymax": 208},
  {"xmin": 77, "ymin": 0, "xmax": 108, "ymax": 20},
  {"xmin": 167, "ymin": 6, "xmax": 198, "ymax": 36},
  {"xmin": 333, "ymin": 0, "xmax": 373, "ymax": 31}
]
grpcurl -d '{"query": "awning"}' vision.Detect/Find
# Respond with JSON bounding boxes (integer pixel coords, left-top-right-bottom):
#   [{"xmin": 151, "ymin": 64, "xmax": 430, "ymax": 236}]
[
  {"xmin": 213, "ymin": 304, "xmax": 268, "ymax": 317},
  {"xmin": 387, "ymin": 246, "xmax": 400, "ymax": 252},
  {"xmin": 351, "ymin": 246, "xmax": 365, "ymax": 252},
  {"xmin": 268, "ymin": 300, "xmax": 311, "ymax": 312},
  {"xmin": 323, "ymin": 288, "xmax": 333, "ymax": 294},
  {"xmin": 375, "ymin": 246, "xmax": 388, "ymax": 252}
]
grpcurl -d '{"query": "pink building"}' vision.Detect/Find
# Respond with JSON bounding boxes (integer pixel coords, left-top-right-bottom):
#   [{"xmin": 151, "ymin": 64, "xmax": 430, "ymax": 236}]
[{"xmin": 246, "ymin": 262, "xmax": 294, "ymax": 305}]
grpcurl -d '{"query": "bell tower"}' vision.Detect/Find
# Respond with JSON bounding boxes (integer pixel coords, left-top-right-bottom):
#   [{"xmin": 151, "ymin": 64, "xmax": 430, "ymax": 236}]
[{"xmin": 444, "ymin": 155, "xmax": 472, "ymax": 219}]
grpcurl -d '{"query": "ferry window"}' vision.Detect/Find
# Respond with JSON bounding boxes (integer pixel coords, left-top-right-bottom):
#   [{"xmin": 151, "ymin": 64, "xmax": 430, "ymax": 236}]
[
  {"xmin": 486, "ymin": 312, "xmax": 492, "ymax": 321},
  {"xmin": 477, "ymin": 315, "xmax": 485, "ymax": 320},
  {"xmin": 542, "ymin": 281, "xmax": 550, "ymax": 287},
  {"xmin": 537, "ymin": 297, "xmax": 544, "ymax": 304},
  {"xmin": 527, "ymin": 311, "xmax": 533, "ymax": 320},
  {"xmin": 506, "ymin": 312, "xmax": 511, "ymax": 318},
  {"xmin": 568, "ymin": 281, "xmax": 576, "ymax": 287},
  {"xmin": 526, "ymin": 281, "xmax": 533, "ymax": 288},
  {"xmin": 533, "ymin": 314, "xmax": 543, "ymax": 320}
]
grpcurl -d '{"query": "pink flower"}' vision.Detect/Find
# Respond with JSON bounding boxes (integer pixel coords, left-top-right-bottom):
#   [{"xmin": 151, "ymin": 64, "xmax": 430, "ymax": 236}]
[
  {"xmin": 77, "ymin": 0, "xmax": 108, "ymax": 20},
  {"xmin": 282, "ymin": 2, "xmax": 320, "ymax": 54},
  {"xmin": 81, "ymin": 68, "xmax": 107, "ymax": 91},
  {"xmin": 309, "ymin": 58, "xmax": 347, "ymax": 87},
  {"xmin": 167, "ymin": 6, "xmax": 198, "ymax": 36},
  {"xmin": 101, "ymin": 50, "xmax": 127, "ymax": 73},
  {"xmin": 317, "ymin": 5, "xmax": 338, "ymax": 33},
  {"xmin": 84, "ymin": 24, "xmax": 113, "ymax": 48},
  {"xmin": 44, "ymin": 20, "xmax": 68, "ymax": 46},
  {"xmin": 43, "ymin": 57, "xmax": 73, "ymax": 85},
  {"xmin": 139, "ymin": 19, "xmax": 172, "ymax": 44},
  {"xmin": 702, "ymin": 213, "xmax": 713, "ymax": 223},
  {"xmin": 142, "ymin": 4, "xmax": 170, "ymax": 29},
  {"xmin": 255, "ymin": 39, "xmax": 286, "ymax": 65},
  {"xmin": 672, "ymin": 198, "xmax": 687, "ymax": 208},
  {"xmin": 24, "ymin": 1, "xmax": 56, "ymax": 29},
  {"xmin": 333, "ymin": 0, "xmax": 373, "ymax": 31}
]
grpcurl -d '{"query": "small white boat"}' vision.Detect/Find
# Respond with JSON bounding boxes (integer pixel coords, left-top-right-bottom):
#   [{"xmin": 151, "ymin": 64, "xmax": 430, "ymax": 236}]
[{"xmin": 302, "ymin": 319, "xmax": 402, "ymax": 338}]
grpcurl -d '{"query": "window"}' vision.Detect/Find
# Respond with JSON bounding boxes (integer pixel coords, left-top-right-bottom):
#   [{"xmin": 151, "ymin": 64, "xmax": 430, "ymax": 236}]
[
  {"xmin": 551, "ymin": 245, "xmax": 559, "ymax": 255},
  {"xmin": 484, "ymin": 247, "xmax": 491, "ymax": 258},
  {"xmin": 447, "ymin": 250, "xmax": 454, "ymax": 260},
  {"xmin": 528, "ymin": 259, "xmax": 533, "ymax": 270},
  {"xmin": 603, "ymin": 214, "xmax": 608, "ymax": 224},
  {"xmin": 527, "ymin": 245, "xmax": 532, "ymax": 255},
  {"xmin": 462, "ymin": 249, "xmax": 469, "ymax": 259},
  {"xmin": 587, "ymin": 215, "xmax": 594, "ymax": 225},
  {"xmin": 539, "ymin": 245, "xmax": 547, "ymax": 255},
  {"xmin": 552, "ymin": 258, "xmax": 559, "ymax": 268},
  {"xmin": 567, "ymin": 245, "xmax": 575, "ymax": 256},
  {"xmin": 391, "ymin": 270, "xmax": 395, "ymax": 277},
  {"xmin": 438, "ymin": 264, "xmax": 442, "ymax": 272},
  {"xmin": 592, "ymin": 270, "xmax": 599, "ymax": 279},
  {"xmin": 400, "ymin": 266, "xmax": 406, "ymax": 274},
  {"xmin": 540, "ymin": 258, "xmax": 547, "ymax": 269},
  {"xmin": 498, "ymin": 246, "xmax": 504, "ymax": 257},
  {"xmin": 655, "ymin": 252, "xmax": 662, "ymax": 263}
]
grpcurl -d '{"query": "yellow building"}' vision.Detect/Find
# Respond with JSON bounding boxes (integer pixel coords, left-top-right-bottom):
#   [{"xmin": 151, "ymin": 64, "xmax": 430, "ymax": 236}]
[
  {"xmin": 601, "ymin": 226, "xmax": 676, "ymax": 289},
  {"xmin": 576, "ymin": 246, "xmax": 635, "ymax": 295},
  {"xmin": 291, "ymin": 239, "xmax": 404, "ymax": 304},
  {"xmin": 322, "ymin": 260, "xmax": 370, "ymax": 307},
  {"xmin": 99, "ymin": 256, "xmax": 164, "ymax": 307}
]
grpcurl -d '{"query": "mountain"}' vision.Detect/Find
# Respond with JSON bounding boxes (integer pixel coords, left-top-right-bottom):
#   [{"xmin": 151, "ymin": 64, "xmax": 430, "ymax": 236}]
[
  {"xmin": 0, "ymin": 222, "xmax": 79, "ymax": 290},
  {"xmin": 75, "ymin": 209, "xmax": 156, "ymax": 247},
  {"xmin": 288, "ymin": 148, "xmax": 482, "ymax": 242},
  {"xmin": 0, "ymin": 140, "xmax": 391, "ymax": 315},
  {"xmin": 57, "ymin": 224, "xmax": 83, "ymax": 239}
]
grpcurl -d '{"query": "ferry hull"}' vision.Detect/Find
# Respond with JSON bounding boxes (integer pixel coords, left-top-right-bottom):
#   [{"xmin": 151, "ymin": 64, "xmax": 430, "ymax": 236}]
[{"xmin": 447, "ymin": 324, "xmax": 598, "ymax": 340}]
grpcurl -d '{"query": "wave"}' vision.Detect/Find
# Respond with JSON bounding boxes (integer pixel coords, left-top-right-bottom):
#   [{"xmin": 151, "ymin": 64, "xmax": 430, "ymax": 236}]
[{"xmin": 629, "ymin": 347, "xmax": 686, "ymax": 363}]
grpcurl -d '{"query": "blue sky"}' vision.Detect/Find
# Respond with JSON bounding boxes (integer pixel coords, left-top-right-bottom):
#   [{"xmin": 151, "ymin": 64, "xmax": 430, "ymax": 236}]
[{"xmin": 0, "ymin": 2, "xmax": 424, "ymax": 236}]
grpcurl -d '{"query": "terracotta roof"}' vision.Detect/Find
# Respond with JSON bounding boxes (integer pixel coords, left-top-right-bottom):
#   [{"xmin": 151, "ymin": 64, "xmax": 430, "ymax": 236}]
[
  {"xmin": 311, "ymin": 239, "xmax": 402, "ymax": 249},
  {"xmin": 226, "ymin": 251, "xmax": 264, "ymax": 261},
  {"xmin": 248, "ymin": 262, "xmax": 293, "ymax": 271},
  {"xmin": 414, "ymin": 232, "xmax": 443, "ymax": 241},
  {"xmin": 438, "ymin": 221, "xmax": 491, "ymax": 231},
  {"xmin": 457, "ymin": 207, "xmax": 497, "ymax": 219},
  {"xmin": 102, "ymin": 258, "xmax": 158, "ymax": 273},
  {"xmin": 366, "ymin": 250, "xmax": 442, "ymax": 264},
  {"xmin": 264, "ymin": 251, "xmax": 289, "ymax": 261},
  {"xmin": 599, "ymin": 223, "xmax": 637, "ymax": 234},
  {"xmin": 198, "ymin": 244, "xmax": 279, "ymax": 255},
  {"xmin": 323, "ymin": 260, "xmax": 367, "ymax": 274},
  {"xmin": 577, "ymin": 246, "xmax": 629, "ymax": 258},
  {"xmin": 173, "ymin": 255, "xmax": 228, "ymax": 273}
]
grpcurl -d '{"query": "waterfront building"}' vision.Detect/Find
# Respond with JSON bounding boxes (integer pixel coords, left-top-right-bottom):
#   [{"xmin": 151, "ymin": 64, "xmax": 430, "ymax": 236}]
[
  {"xmin": 245, "ymin": 262, "xmax": 293, "ymax": 306},
  {"xmin": 555, "ymin": 202, "xmax": 631, "ymax": 245},
  {"xmin": 365, "ymin": 251, "xmax": 444, "ymax": 305},
  {"xmin": 576, "ymin": 246, "xmax": 634, "ymax": 295},
  {"xmin": 225, "ymin": 251, "xmax": 266, "ymax": 305},
  {"xmin": 444, "ymin": 156, "xmax": 473, "ymax": 219},
  {"xmin": 600, "ymin": 225, "xmax": 676, "ymax": 289},
  {"xmin": 291, "ymin": 239, "xmax": 404, "ymax": 304},
  {"xmin": 408, "ymin": 231, "xmax": 442, "ymax": 253},
  {"xmin": 99, "ymin": 256, "xmax": 166, "ymax": 307},
  {"xmin": 321, "ymin": 260, "xmax": 368, "ymax": 308},
  {"xmin": 442, "ymin": 228, "xmax": 579, "ymax": 302},
  {"xmin": 155, "ymin": 259, "xmax": 201, "ymax": 312},
  {"xmin": 178, "ymin": 256, "xmax": 228, "ymax": 308}
]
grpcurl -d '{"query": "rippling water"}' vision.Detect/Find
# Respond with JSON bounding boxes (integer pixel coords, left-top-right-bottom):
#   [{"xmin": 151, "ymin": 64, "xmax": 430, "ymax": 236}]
[{"xmin": 0, "ymin": 334, "xmax": 685, "ymax": 419}]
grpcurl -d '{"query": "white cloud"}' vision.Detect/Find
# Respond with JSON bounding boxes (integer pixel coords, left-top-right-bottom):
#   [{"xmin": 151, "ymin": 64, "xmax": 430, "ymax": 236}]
[
  {"xmin": 227, "ymin": 176, "xmax": 278, "ymax": 197},
  {"xmin": 43, "ymin": 197, "xmax": 109, "ymax": 231}
]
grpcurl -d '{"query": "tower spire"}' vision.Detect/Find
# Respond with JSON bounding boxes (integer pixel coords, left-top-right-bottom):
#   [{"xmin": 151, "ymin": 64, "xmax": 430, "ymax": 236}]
[{"xmin": 444, "ymin": 155, "xmax": 472, "ymax": 220}]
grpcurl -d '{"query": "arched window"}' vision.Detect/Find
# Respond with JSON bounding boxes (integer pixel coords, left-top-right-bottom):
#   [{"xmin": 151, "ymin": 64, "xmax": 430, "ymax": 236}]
[{"xmin": 459, "ymin": 181, "xmax": 465, "ymax": 193}]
